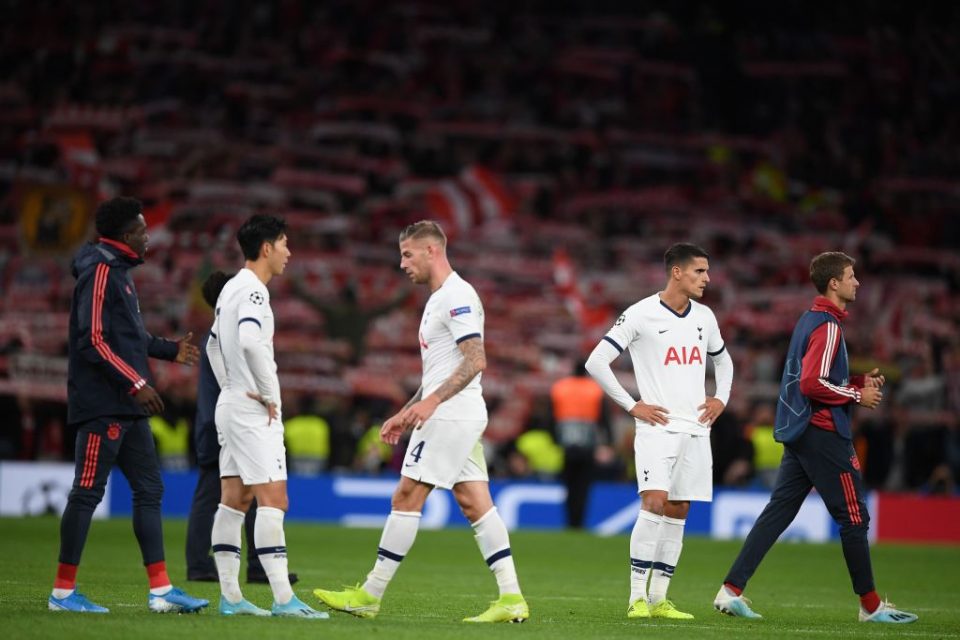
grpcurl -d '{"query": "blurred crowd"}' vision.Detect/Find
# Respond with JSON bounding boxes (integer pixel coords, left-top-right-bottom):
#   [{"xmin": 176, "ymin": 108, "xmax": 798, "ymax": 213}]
[{"xmin": 0, "ymin": 1, "xmax": 958, "ymax": 494}]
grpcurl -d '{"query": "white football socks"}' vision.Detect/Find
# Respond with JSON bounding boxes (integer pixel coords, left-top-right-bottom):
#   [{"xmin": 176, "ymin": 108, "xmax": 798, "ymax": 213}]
[
  {"xmin": 363, "ymin": 510, "xmax": 421, "ymax": 599},
  {"xmin": 472, "ymin": 507, "xmax": 521, "ymax": 596},
  {"xmin": 254, "ymin": 506, "xmax": 293, "ymax": 605},
  {"xmin": 648, "ymin": 516, "xmax": 685, "ymax": 604},
  {"xmin": 211, "ymin": 503, "xmax": 245, "ymax": 604},
  {"xmin": 629, "ymin": 509, "xmax": 662, "ymax": 605}
]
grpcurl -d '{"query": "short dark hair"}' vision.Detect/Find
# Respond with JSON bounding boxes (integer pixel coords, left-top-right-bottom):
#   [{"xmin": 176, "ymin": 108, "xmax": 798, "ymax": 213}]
[
  {"xmin": 809, "ymin": 251, "xmax": 855, "ymax": 294},
  {"xmin": 201, "ymin": 271, "xmax": 232, "ymax": 309},
  {"xmin": 237, "ymin": 214, "xmax": 288, "ymax": 261},
  {"xmin": 664, "ymin": 243, "xmax": 709, "ymax": 273},
  {"xmin": 399, "ymin": 220, "xmax": 447, "ymax": 247},
  {"xmin": 95, "ymin": 197, "xmax": 143, "ymax": 240}
]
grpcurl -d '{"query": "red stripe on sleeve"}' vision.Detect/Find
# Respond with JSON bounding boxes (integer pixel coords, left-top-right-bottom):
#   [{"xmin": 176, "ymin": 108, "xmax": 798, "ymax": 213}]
[
  {"xmin": 90, "ymin": 264, "xmax": 146, "ymax": 386},
  {"xmin": 799, "ymin": 322, "xmax": 859, "ymax": 406}
]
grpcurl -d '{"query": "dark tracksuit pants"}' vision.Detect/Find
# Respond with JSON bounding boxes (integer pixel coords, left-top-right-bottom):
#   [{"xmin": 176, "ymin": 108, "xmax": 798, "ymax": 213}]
[
  {"xmin": 724, "ymin": 425, "xmax": 875, "ymax": 595},
  {"xmin": 59, "ymin": 417, "xmax": 165, "ymax": 566},
  {"xmin": 562, "ymin": 446, "xmax": 594, "ymax": 529},
  {"xmin": 185, "ymin": 464, "xmax": 263, "ymax": 577}
]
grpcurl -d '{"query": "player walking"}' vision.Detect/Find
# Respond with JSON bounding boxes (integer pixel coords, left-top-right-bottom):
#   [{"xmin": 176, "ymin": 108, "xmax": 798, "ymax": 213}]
[
  {"xmin": 313, "ymin": 220, "xmax": 529, "ymax": 623},
  {"xmin": 713, "ymin": 252, "xmax": 917, "ymax": 624}
]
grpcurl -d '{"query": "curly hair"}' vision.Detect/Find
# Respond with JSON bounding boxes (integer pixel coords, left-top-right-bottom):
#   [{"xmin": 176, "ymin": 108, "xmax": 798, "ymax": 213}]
[{"xmin": 95, "ymin": 197, "xmax": 143, "ymax": 240}]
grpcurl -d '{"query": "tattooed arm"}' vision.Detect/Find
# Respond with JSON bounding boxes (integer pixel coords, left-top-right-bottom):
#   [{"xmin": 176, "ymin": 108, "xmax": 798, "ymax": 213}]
[
  {"xmin": 397, "ymin": 337, "xmax": 486, "ymax": 429},
  {"xmin": 427, "ymin": 337, "xmax": 486, "ymax": 405},
  {"xmin": 381, "ymin": 338, "xmax": 486, "ymax": 445}
]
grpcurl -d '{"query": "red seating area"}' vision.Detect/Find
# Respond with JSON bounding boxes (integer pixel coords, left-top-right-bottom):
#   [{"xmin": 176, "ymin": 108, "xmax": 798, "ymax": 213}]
[{"xmin": 0, "ymin": 1, "xmax": 957, "ymax": 491}]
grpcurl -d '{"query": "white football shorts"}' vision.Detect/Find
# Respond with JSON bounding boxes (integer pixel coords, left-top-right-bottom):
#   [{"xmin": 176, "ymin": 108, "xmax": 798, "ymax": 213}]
[
  {"xmin": 216, "ymin": 400, "xmax": 287, "ymax": 485},
  {"xmin": 401, "ymin": 418, "xmax": 488, "ymax": 489},
  {"xmin": 634, "ymin": 426, "xmax": 713, "ymax": 501}
]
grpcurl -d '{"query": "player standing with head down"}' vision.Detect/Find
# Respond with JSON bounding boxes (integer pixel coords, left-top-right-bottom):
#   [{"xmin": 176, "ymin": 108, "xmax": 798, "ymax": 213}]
[
  {"xmin": 313, "ymin": 220, "xmax": 529, "ymax": 623},
  {"xmin": 713, "ymin": 252, "xmax": 917, "ymax": 624},
  {"xmin": 586, "ymin": 243, "xmax": 733, "ymax": 620},
  {"xmin": 206, "ymin": 214, "xmax": 326, "ymax": 619}
]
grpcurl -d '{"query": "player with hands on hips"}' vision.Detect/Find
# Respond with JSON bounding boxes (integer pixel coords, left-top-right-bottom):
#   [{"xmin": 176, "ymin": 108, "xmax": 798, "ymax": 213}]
[
  {"xmin": 206, "ymin": 214, "xmax": 326, "ymax": 619},
  {"xmin": 586, "ymin": 243, "xmax": 733, "ymax": 621}
]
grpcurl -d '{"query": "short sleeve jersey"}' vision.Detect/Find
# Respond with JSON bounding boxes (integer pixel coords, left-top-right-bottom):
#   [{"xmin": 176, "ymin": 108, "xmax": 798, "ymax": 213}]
[
  {"xmin": 210, "ymin": 268, "xmax": 280, "ymax": 410},
  {"xmin": 419, "ymin": 272, "xmax": 487, "ymax": 421},
  {"xmin": 604, "ymin": 293, "xmax": 725, "ymax": 435}
]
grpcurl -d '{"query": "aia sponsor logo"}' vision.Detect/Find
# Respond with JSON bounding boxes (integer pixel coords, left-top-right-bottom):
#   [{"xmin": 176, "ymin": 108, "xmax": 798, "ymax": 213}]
[
  {"xmin": 107, "ymin": 423, "xmax": 121, "ymax": 440},
  {"xmin": 851, "ymin": 455, "xmax": 861, "ymax": 471},
  {"xmin": 664, "ymin": 345, "xmax": 703, "ymax": 365}
]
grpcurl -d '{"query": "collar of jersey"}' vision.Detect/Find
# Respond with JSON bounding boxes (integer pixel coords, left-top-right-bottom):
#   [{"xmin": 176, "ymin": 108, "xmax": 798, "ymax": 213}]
[
  {"xmin": 811, "ymin": 295, "xmax": 847, "ymax": 322},
  {"xmin": 659, "ymin": 298, "xmax": 691, "ymax": 318}
]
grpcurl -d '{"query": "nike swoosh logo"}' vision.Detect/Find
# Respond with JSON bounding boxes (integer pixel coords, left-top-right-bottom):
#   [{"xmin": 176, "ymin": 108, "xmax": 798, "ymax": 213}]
[
  {"xmin": 404, "ymin": 463, "xmax": 416, "ymax": 467},
  {"xmin": 658, "ymin": 329, "xmax": 668, "ymax": 334}
]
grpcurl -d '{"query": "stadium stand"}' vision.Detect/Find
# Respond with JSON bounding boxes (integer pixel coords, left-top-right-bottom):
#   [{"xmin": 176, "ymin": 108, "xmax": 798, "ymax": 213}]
[{"xmin": 0, "ymin": 1, "xmax": 957, "ymax": 493}]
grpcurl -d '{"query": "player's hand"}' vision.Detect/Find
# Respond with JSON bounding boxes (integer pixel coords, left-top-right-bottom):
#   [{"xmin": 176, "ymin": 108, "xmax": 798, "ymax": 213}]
[
  {"xmin": 174, "ymin": 332, "xmax": 199, "ymax": 366},
  {"xmin": 380, "ymin": 413, "xmax": 406, "ymax": 445},
  {"xmin": 629, "ymin": 401, "xmax": 669, "ymax": 426},
  {"xmin": 858, "ymin": 386, "xmax": 883, "ymax": 409},
  {"xmin": 399, "ymin": 396, "xmax": 440, "ymax": 432},
  {"xmin": 698, "ymin": 397, "xmax": 726, "ymax": 426},
  {"xmin": 246, "ymin": 392, "xmax": 278, "ymax": 425},
  {"xmin": 134, "ymin": 384, "xmax": 165, "ymax": 415},
  {"xmin": 863, "ymin": 368, "xmax": 885, "ymax": 388}
]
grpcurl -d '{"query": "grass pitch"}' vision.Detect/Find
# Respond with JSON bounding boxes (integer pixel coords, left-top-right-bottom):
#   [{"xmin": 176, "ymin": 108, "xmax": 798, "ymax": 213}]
[{"xmin": 1, "ymin": 516, "xmax": 958, "ymax": 639}]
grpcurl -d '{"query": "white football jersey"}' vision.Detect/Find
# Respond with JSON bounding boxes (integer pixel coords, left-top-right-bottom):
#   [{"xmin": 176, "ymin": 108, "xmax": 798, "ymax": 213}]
[
  {"xmin": 604, "ymin": 293, "xmax": 725, "ymax": 435},
  {"xmin": 209, "ymin": 268, "xmax": 281, "ymax": 411},
  {"xmin": 419, "ymin": 272, "xmax": 487, "ymax": 420}
]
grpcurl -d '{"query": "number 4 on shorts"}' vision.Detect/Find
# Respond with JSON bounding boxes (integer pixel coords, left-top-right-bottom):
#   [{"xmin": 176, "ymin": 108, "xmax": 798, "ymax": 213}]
[{"xmin": 409, "ymin": 441, "xmax": 425, "ymax": 463}]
